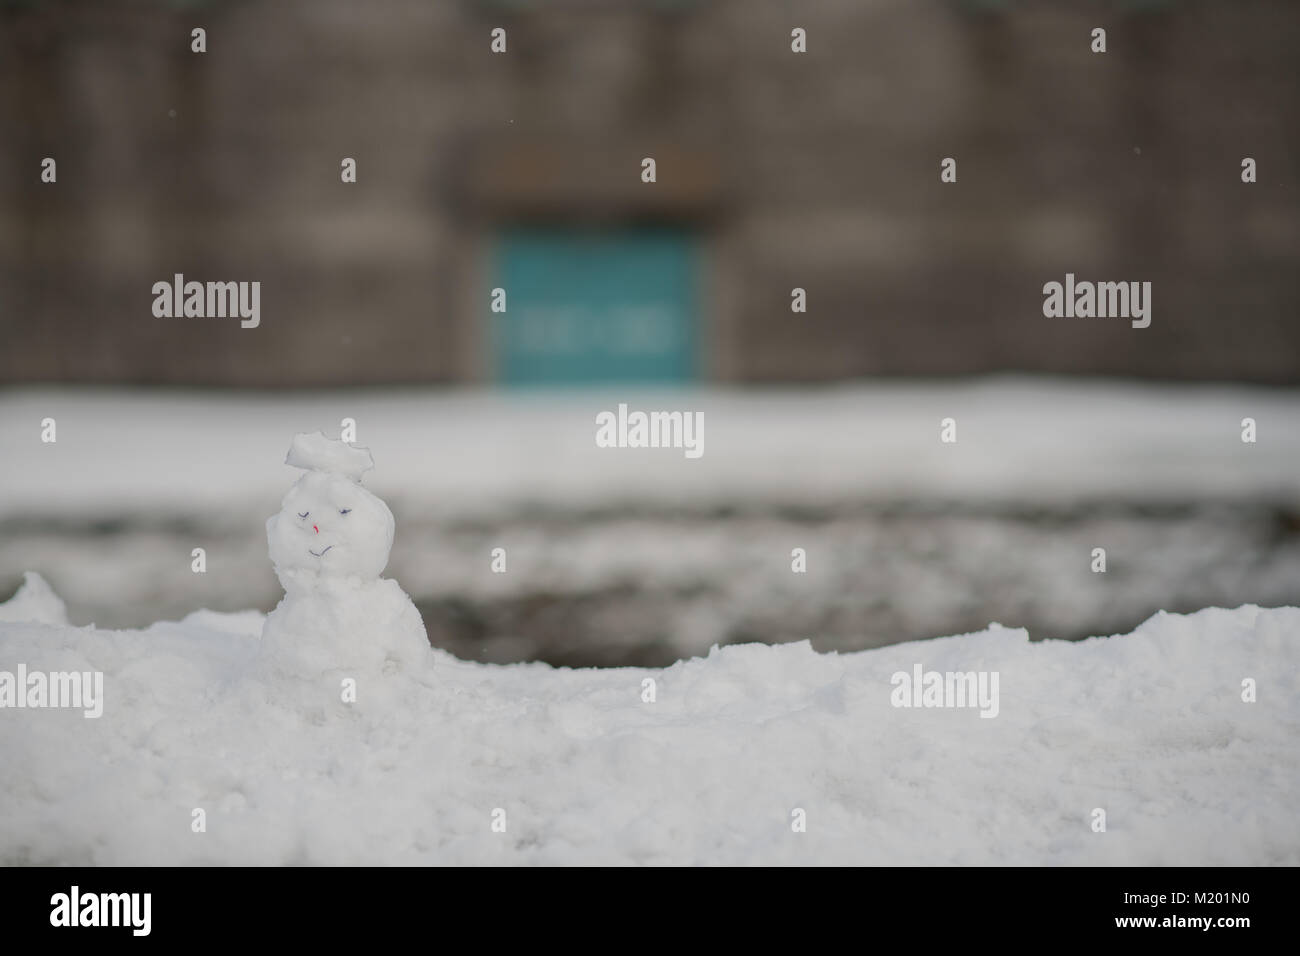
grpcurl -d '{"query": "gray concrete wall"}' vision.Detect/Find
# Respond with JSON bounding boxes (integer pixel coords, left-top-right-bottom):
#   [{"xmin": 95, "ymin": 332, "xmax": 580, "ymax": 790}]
[{"xmin": 1, "ymin": 0, "xmax": 1296, "ymax": 386}]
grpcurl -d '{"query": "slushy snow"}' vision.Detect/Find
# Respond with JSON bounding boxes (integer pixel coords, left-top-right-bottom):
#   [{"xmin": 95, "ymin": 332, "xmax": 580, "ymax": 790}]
[{"xmin": 1, "ymin": 573, "xmax": 1295, "ymax": 864}]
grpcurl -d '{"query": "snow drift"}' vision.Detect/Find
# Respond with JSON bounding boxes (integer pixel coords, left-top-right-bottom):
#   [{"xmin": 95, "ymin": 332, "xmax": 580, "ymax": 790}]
[{"xmin": 1, "ymin": 575, "xmax": 1295, "ymax": 865}]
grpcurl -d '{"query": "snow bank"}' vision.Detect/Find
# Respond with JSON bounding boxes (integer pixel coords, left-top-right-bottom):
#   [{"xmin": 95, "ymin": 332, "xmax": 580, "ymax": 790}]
[
  {"xmin": 3, "ymin": 378, "xmax": 1299, "ymax": 522},
  {"xmin": 1, "ymin": 579, "xmax": 1295, "ymax": 865}
]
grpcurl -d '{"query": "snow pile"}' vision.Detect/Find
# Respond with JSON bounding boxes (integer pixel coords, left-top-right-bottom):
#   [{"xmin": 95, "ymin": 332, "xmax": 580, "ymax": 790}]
[
  {"xmin": 1, "ymin": 578, "xmax": 1295, "ymax": 864},
  {"xmin": 0, "ymin": 572, "xmax": 69, "ymax": 627}
]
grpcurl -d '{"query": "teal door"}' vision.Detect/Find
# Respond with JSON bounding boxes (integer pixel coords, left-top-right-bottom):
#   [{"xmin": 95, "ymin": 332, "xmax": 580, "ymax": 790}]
[{"xmin": 493, "ymin": 228, "xmax": 699, "ymax": 385}]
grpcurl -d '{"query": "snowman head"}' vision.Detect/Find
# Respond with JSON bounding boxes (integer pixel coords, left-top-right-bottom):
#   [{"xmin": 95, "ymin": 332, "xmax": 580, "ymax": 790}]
[{"xmin": 267, "ymin": 432, "xmax": 395, "ymax": 586}]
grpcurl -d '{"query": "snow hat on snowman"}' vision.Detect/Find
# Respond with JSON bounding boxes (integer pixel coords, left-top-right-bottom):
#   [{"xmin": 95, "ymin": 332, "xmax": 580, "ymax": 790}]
[{"xmin": 266, "ymin": 432, "xmax": 396, "ymax": 582}]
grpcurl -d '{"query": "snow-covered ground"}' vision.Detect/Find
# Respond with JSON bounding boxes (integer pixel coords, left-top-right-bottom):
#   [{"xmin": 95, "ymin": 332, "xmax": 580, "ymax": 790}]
[
  {"xmin": 2, "ymin": 380, "xmax": 1296, "ymax": 863},
  {"xmin": 3, "ymin": 380, "xmax": 1299, "ymax": 661},
  {"xmin": 3, "ymin": 378, "xmax": 1299, "ymax": 520},
  {"xmin": 0, "ymin": 574, "xmax": 1295, "ymax": 865}
]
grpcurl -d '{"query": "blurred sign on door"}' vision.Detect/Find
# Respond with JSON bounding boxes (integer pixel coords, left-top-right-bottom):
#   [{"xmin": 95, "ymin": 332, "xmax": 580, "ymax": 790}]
[{"xmin": 493, "ymin": 229, "xmax": 699, "ymax": 384}]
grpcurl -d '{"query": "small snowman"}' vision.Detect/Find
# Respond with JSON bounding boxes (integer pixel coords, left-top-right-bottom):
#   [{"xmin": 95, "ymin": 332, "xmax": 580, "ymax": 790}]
[{"xmin": 259, "ymin": 432, "xmax": 429, "ymax": 679}]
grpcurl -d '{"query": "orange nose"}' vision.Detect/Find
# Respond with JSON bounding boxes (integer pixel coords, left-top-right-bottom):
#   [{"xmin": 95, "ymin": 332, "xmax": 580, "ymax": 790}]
[{"xmin": 313, "ymin": 524, "xmax": 319, "ymax": 533}]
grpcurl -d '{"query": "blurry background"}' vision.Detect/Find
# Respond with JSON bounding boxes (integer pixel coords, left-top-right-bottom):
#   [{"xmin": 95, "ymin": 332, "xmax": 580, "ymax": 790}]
[{"xmin": 1, "ymin": 0, "xmax": 1298, "ymax": 665}]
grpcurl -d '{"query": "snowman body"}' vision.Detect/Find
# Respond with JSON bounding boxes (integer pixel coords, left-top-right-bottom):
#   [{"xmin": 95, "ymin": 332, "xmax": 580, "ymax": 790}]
[{"xmin": 260, "ymin": 433, "xmax": 429, "ymax": 677}]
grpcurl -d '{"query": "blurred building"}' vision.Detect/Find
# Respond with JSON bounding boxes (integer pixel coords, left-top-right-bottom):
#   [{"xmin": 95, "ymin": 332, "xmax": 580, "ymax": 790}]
[{"xmin": 1, "ymin": 0, "xmax": 1297, "ymax": 387}]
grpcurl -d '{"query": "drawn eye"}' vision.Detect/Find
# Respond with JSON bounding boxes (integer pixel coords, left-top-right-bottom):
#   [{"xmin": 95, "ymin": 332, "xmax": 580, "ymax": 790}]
[
  {"xmin": 297, "ymin": 512, "xmax": 309, "ymax": 519},
  {"xmin": 339, "ymin": 508, "xmax": 351, "ymax": 515}
]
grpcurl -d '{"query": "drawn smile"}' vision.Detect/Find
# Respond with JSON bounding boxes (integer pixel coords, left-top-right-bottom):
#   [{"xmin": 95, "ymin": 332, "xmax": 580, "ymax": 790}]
[{"xmin": 308, "ymin": 545, "xmax": 334, "ymax": 558}]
